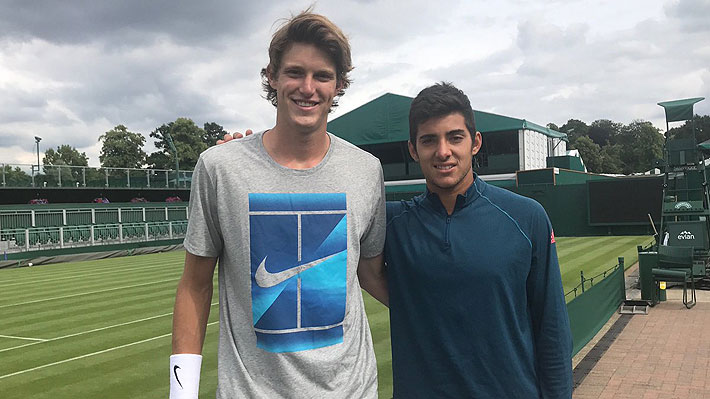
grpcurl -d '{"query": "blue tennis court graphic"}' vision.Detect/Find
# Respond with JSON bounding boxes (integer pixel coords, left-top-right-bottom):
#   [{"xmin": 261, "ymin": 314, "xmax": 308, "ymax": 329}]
[{"xmin": 249, "ymin": 193, "xmax": 347, "ymax": 352}]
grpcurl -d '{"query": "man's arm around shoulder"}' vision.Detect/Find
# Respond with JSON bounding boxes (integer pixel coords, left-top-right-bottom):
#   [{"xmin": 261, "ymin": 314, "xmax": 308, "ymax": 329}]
[{"xmin": 170, "ymin": 252, "xmax": 217, "ymax": 398}]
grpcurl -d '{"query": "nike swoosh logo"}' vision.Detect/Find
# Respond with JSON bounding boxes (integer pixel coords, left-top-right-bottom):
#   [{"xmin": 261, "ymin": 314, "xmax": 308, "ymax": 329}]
[
  {"xmin": 173, "ymin": 365, "xmax": 183, "ymax": 389},
  {"xmin": 255, "ymin": 253, "xmax": 340, "ymax": 288}
]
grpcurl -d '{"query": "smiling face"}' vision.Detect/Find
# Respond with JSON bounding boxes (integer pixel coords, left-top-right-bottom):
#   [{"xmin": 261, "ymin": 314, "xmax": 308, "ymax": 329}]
[
  {"xmin": 268, "ymin": 42, "xmax": 340, "ymax": 136},
  {"xmin": 409, "ymin": 112, "xmax": 482, "ymax": 197}
]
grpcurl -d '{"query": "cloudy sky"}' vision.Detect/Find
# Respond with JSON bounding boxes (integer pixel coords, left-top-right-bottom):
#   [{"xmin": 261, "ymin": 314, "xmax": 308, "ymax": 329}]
[{"xmin": 1, "ymin": 0, "xmax": 708, "ymax": 166}]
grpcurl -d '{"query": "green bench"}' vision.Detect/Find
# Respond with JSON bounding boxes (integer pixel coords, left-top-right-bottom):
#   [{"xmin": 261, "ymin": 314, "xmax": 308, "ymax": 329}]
[{"xmin": 652, "ymin": 245, "xmax": 696, "ymax": 309}]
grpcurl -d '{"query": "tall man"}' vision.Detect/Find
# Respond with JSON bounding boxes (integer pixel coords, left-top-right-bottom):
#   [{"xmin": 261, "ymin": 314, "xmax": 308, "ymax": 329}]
[
  {"xmin": 385, "ymin": 82, "xmax": 572, "ymax": 398},
  {"xmin": 170, "ymin": 10, "xmax": 387, "ymax": 399}
]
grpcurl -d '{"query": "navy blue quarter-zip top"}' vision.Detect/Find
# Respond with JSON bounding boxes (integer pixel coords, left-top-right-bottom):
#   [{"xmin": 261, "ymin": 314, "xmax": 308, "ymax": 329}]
[{"xmin": 384, "ymin": 176, "xmax": 572, "ymax": 399}]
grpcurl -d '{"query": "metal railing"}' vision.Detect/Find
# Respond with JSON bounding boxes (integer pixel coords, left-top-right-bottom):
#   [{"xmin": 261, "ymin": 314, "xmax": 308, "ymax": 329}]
[
  {"xmin": 1, "ymin": 163, "xmax": 193, "ymax": 189},
  {"xmin": 0, "ymin": 205, "xmax": 189, "ymax": 230},
  {"xmin": 0, "ymin": 220, "xmax": 188, "ymax": 255},
  {"xmin": 0, "ymin": 204, "xmax": 189, "ymax": 255},
  {"xmin": 564, "ymin": 257, "xmax": 625, "ymax": 300}
]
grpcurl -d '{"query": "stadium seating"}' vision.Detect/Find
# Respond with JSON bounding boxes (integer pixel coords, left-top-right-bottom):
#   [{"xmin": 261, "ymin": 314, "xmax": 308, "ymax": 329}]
[{"xmin": 0, "ymin": 203, "xmax": 189, "ymax": 253}]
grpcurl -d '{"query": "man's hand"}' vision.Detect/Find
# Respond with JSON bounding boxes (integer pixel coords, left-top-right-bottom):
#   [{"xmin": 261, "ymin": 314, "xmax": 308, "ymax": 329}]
[{"xmin": 216, "ymin": 129, "xmax": 253, "ymax": 144}]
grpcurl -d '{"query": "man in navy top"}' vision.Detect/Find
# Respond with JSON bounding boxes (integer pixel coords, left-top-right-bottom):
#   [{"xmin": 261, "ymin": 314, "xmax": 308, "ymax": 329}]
[
  {"xmin": 221, "ymin": 82, "xmax": 573, "ymax": 398},
  {"xmin": 384, "ymin": 82, "xmax": 572, "ymax": 398}
]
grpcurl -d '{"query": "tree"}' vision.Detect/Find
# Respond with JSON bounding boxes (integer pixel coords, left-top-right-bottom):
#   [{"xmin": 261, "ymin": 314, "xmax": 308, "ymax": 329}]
[
  {"xmin": 617, "ymin": 120, "xmax": 663, "ymax": 174},
  {"xmin": 203, "ymin": 122, "xmax": 228, "ymax": 147},
  {"xmin": 2, "ymin": 165, "xmax": 31, "ymax": 187},
  {"xmin": 42, "ymin": 145, "xmax": 89, "ymax": 186},
  {"xmin": 668, "ymin": 114, "xmax": 710, "ymax": 143},
  {"xmin": 573, "ymin": 136, "xmax": 602, "ymax": 172},
  {"xmin": 43, "ymin": 145, "xmax": 89, "ymax": 167},
  {"xmin": 146, "ymin": 150, "xmax": 172, "ymax": 171},
  {"xmin": 147, "ymin": 118, "xmax": 208, "ymax": 170},
  {"xmin": 99, "ymin": 125, "xmax": 147, "ymax": 168},
  {"xmin": 588, "ymin": 119, "xmax": 621, "ymax": 146},
  {"xmin": 600, "ymin": 144, "xmax": 623, "ymax": 174},
  {"xmin": 550, "ymin": 116, "xmax": 665, "ymax": 174},
  {"xmin": 559, "ymin": 119, "xmax": 589, "ymax": 147}
]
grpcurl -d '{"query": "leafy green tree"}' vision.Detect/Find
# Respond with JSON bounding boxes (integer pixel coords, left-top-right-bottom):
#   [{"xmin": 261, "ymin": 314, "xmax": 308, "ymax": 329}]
[
  {"xmin": 43, "ymin": 145, "xmax": 89, "ymax": 167},
  {"xmin": 588, "ymin": 119, "xmax": 621, "ymax": 146},
  {"xmin": 600, "ymin": 144, "xmax": 623, "ymax": 174},
  {"xmin": 617, "ymin": 120, "xmax": 663, "ymax": 174},
  {"xmin": 99, "ymin": 125, "xmax": 147, "ymax": 168},
  {"xmin": 560, "ymin": 119, "xmax": 589, "ymax": 147},
  {"xmin": 147, "ymin": 118, "xmax": 208, "ymax": 170},
  {"xmin": 42, "ymin": 145, "xmax": 89, "ymax": 186},
  {"xmin": 203, "ymin": 122, "xmax": 228, "ymax": 147},
  {"xmin": 573, "ymin": 136, "xmax": 602, "ymax": 172},
  {"xmin": 146, "ymin": 151, "xmax": 172, "ymax": 171},
  {"xmin": 550, "ymin": 116, "xmax": 664, "ymax": 174},
  {"xmin": 668, "ymin": 114, "xmax": 710, "ymax": 143},
  {"xmin": 1, "ymin": 165, "xmax": 31, "ymax": 187}
]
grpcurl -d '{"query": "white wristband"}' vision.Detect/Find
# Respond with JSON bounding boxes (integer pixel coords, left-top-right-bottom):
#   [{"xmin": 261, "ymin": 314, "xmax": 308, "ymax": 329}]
[{"xmin": 170, "ymin": 354, "xmax": 202, "ymax": 399}]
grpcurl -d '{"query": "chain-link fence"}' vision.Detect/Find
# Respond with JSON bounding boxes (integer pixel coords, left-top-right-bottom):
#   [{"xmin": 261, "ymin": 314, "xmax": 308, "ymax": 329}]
[{"xmin": 1, "ymin": 163, "xmax": 192, "ymax": 189}]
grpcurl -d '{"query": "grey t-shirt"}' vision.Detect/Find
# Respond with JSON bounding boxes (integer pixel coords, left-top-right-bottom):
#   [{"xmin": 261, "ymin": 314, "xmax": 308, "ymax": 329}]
[{"xmin": 184, "ymin": 131, "xmax": 385, "ymax": 398}]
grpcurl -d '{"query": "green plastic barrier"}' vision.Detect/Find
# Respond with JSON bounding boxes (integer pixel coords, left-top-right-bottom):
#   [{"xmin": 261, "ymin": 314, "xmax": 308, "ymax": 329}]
[{"xmin": 566, "ymin": 264, "xmax": 625, "ymax": 355}]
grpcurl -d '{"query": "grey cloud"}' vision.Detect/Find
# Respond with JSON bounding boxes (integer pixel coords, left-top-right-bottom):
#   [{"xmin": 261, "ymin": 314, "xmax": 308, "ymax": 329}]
[
  {"xmin": 0, "ymin": 0, "xmax": 283, "ymax": 46},
  {"xmin": 665, "ymin": 0, "xmax": 710, "ymax": 33},
  {"xmin": 2, "ymin": 0, "xmax": 709, "ymax": 166},
  {"xmin": 516, "ymin": 20, "xmax": 588, "ymax": 53},
  {"xmin": 0, "ymin": 133, "xmax": 37, "ymax": 149},
  {"xmin": 421, "ymin": 9, "xmax": 710, "ymax": 128},
  {"xmin": 5, "ymin": 31, "xmax": 266, "ymax": 131},
  {"xmin": 0, "ymin": 89, "xmax": 49, "ymax": 124},
  {"xmin": 322, "ymin": 1, "xmax": 468, "ymax": 54},
  {"xmin": 1, "ymin": 127, "xmax": 95, "ymax": 155}
]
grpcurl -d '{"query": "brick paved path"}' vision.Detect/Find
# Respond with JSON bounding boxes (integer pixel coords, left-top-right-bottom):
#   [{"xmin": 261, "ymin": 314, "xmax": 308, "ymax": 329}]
[{"xmin": 573, "ymin": 300, "xmax": 710, "ymax": 399}]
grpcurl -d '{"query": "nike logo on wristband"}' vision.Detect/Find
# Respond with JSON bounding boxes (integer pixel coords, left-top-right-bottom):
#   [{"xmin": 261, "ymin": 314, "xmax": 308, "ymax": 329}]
[{"xmin": 173, "ymin": 365, "xmax": 183, "ymax": 389}]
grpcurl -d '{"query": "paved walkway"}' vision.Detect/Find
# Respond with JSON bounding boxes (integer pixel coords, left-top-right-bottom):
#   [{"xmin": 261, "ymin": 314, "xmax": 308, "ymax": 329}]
[{"xmin": 573, "ymin": 268, "xmax": 710, "ymax": 399}]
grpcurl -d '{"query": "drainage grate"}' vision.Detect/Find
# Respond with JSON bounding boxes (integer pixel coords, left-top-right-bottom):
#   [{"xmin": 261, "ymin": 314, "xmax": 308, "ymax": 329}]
[{"xmin": 619, "ymin": 300, "xmax": 650, "ymax": 315}]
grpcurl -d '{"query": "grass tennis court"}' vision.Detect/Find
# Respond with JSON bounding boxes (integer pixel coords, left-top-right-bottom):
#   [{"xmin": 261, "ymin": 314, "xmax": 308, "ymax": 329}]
[
  {"xmin": 0, "ymin": 235, "xmax": 651, "ymax": 398},
  {"xmin": 556, "ymin": 235, "xmax": 653, "ymax": 296}
]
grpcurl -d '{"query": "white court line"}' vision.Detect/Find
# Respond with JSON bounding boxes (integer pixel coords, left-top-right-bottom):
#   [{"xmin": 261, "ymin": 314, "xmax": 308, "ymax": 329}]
[
  {"xmin": 0, "ymin": 334, "xmax": 48, "ymax": 342},
  {"xmin": 0, "ymin": 321, "xmax": 219, "ymax": 380},
  {"xmin": 0, "ymin": 261, "xmax": 180, "ymax": 289},
  {"xmin": 0, "ymin": 302, "xmax": 219, "ymax": 354},
  {"xmin": 0, "ymin": 256, "xmax": 182, "ymax": 286},
  {"xmin": 0, "ymin": 278, "xmax": 179, "ymax": 309},
  {"xmin": 0, "ymin": 250, "xmax": 184, "ymax": 284}
]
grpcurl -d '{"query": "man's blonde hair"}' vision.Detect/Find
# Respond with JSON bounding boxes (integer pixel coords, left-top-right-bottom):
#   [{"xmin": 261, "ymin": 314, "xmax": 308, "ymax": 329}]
[{"xmin": 261, "ymin": 9, "xmax": 353, "ymax": 109}]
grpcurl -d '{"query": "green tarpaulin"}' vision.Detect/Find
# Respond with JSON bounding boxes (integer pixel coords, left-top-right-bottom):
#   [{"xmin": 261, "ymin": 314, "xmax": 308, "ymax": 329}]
[
  {"xmin": 328, "ymin": 93, "xmax": 568, "ymax": 146},
  {"xmin": 657, "ymin": 97, "xmax": 705, "ymax": 123},
  {"xmin": 328, "ymin": 93, "xmax": 412, "ymax": 146}
]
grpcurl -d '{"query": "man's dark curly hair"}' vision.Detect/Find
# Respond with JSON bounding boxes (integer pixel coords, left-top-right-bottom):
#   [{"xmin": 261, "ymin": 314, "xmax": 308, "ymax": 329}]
[{"xmin": 409, "ymin": 82, "xmax": 477, "ymax": 148}]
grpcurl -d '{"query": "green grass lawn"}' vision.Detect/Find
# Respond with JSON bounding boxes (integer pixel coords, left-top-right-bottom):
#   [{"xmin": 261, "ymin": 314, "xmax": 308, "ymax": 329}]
[
  {"xmin": 0, "ymin": 236, "xmax": 650, "ymax": 398},
  {"xmin": 556, "ymin": 235, "xmax": 653, "ymax": 296}
]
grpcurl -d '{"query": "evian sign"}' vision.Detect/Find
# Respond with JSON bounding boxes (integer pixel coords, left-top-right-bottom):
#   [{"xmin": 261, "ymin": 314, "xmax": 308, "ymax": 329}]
[{"xmin": 678, "ymin": 230, "xmax": 695, "ymax": 240}]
